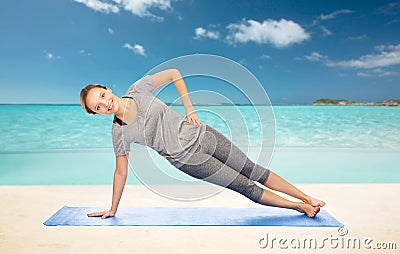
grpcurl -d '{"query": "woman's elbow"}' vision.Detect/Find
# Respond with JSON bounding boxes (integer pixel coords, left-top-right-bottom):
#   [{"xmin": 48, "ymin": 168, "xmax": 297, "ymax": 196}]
[
  {"xmin": 115, "ymin": 155, "xmax": 128, "ymax": 176},
  {"xmin": 115, "ymin": 167, "xmax": 128, "ymax": 177},
  {"xmin": 170, "ymin": 69, "xmax": 182, "ymax": 80}
]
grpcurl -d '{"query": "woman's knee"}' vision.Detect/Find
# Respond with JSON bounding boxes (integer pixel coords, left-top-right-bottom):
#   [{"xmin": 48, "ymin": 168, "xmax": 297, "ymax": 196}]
[{"xmin": 225, "ymin": 176, "xmax": 265, "ymax": 203}]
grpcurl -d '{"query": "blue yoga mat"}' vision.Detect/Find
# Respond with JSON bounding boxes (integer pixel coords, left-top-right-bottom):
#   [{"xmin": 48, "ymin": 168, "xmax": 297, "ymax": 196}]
[{"xmin": 44, "ymin": 206, "xmax": 343, "ymax": 227}]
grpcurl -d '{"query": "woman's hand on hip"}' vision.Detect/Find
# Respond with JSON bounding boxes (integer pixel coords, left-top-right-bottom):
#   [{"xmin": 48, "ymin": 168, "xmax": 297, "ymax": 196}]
[
  {"xmin": 87, "ymin": 209, "xmax": 116, "ymax": 219},
  {"xmin": 185, "ymin": 106, "xmax": 201, "ymax": 126},
  {"xmin": 186, "ymin": 110, "xmax": 201, "ymax": 126}
]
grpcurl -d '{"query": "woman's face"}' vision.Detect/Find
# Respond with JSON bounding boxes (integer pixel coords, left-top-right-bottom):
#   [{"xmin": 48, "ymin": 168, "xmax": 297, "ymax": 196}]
[{"xmin": 85, "ymin": 87, "xmax": 120, "ymax": 115}]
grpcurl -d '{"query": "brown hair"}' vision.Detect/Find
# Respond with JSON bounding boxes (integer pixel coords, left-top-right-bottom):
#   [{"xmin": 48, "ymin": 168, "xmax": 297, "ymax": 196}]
[{"xmin": 80, "ymin": 84, "xmax": 107, "ymax": 114}]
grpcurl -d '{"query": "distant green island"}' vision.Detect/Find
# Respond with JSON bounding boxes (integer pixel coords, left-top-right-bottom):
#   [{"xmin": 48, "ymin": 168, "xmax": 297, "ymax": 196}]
[{"xmin": 312, "ymin": 98, "xmax": 400, "ymax": 106}]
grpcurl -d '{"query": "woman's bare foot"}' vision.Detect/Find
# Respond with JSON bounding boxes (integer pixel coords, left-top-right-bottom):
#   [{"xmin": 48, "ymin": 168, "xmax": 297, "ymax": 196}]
[
  {"xmin": 304, "ymin": 195, "xmax": 326, "ymax": 207},
  {"xmin": 295, "ymin": 203, "xmax": 321, "ymax": 218}
]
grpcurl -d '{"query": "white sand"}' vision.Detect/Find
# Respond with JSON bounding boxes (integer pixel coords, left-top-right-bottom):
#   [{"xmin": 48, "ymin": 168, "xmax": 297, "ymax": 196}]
[{"xmin": 0, "ymin": 184, "xmax": 399, "ymax": 253}]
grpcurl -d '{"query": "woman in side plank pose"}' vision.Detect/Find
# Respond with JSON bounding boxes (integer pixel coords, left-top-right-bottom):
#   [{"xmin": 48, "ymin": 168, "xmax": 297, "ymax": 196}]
[{"xmin": 79, "ymin": 69, "xmax": 325, "ymax": 219}]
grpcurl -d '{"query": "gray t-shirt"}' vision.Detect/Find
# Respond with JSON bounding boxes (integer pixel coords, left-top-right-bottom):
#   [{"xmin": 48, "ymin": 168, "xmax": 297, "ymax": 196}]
[{"xmin": 112, "ymin": 75, "xmax": 206, "ymax": 166}]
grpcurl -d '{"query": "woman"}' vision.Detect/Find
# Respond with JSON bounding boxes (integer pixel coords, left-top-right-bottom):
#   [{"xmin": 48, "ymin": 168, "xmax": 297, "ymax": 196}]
[{"xmin": 80, "ymin": 69, "xmax": 325, "ymax": 219}]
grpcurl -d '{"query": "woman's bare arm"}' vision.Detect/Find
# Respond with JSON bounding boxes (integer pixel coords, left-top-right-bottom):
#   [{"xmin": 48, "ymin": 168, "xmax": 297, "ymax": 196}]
[
  {"xmin": 87, "ymin": 155, "xmax": 128, "ymax": 219},
  {"xmin": 152, "ymin": 69, "xmax": 201, "ymax": 126}
]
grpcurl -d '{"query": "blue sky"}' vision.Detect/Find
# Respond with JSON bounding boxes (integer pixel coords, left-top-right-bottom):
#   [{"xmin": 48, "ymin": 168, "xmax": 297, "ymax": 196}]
[{"xmin": 0, "ymin": 0, "xmax": 399, "ymax": 104}]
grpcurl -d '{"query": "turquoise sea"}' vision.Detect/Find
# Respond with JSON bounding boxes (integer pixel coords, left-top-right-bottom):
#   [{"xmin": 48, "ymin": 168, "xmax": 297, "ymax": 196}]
[{"xmin": 0, "ymin": 105, "xmax": 399, "ymax": 184}]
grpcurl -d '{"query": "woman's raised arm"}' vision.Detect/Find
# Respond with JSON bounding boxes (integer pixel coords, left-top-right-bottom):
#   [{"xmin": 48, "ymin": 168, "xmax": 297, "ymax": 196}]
[{"xmin": 152, "ymin": 69, "xmax": 201, "ymax": 126}]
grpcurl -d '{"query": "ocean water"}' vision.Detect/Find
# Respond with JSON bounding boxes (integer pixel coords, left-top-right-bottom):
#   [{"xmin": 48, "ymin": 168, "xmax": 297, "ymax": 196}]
[
  {"xmin": 0, "ymin": 105, "xmax": 399, "ymax": 184},
  {"xmin": 1, "ymin": 105, "xmax": 399, "ymax": 151}
]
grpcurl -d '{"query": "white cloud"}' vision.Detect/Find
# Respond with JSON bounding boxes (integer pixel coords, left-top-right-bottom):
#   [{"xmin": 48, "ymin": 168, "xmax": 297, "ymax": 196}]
[
  {"xmin": 108, "ymin": 28, "xmax": 114, "ymax": 34},
  {"xmin": 193, "ymin": 27, "xmax": 220, "ymax": 40},
  {"xmin": 375, "ymin": 2, "xmax": 400, "ymax": 16},
  {"xmin": 356, "ymin": 72, "xmax": 370, "ymax": 77},
  {"xmin": 304, "ymin": 52, "xmax": 327, "ymax": 62},
  {"xmin": 73, "ymin": 0, "xmax": 174, "ymax": 21},
  {"xmin": 123, "ymin": 43, "xmax": 146, "ymax": 56},
  {"xmin": 117, "ymin": 0, "xmax": 172, "ymax": 21},
  {"xmin": 79, "ymin": 49, "xmax": 92, "ymax": 56},
  {"xmin": 73, "ymin": 0, "xmax": 119, "ymax": 14},
  {"xmin": 226, "ymin": 19, "xmax": 310, "ymax": 47},
  {"xmin": 321, "ymin": 26, "xmax": 332, "ymax": 36},
  {"xmin": 374, "ymin": 44, "xmax": 399, "ymax": 51},
  {"xmin": 259, "ymin": 54, "xmax": 271, "ymax": 60},
  {"xmin": 299, "ymin": 45, "xmax": 400, "ymax": 78},
  {"xmin": 326, "ymin": 44, "xmax": 400, "ymax": 69},
  {"xmin": 318, "ymin": 9, "xmax": 354, "ymax": 21},
  {"xmin": 44, "ymin": 51, "xmax": 61, "ymax": 60},
  {"xmin": 312, "ymin": 9, "xmax": 354, "ymax": 29},
  {"xmin": 46, "ymin": 52, "xmax": 53, "ymax": 59},
  {"xmin": 357, "ymin": 68, "xmax": 400, "ymax": 78}
]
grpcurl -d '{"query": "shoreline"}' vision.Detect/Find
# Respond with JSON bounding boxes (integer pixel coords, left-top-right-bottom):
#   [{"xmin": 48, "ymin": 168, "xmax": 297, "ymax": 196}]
[
  {"xmin": 1, "ymin": 146, "xmax": 400, "ymax": 154},
  {"xmin": 1, "ymin": 147, "xmax": 399, "ymax": 185}
]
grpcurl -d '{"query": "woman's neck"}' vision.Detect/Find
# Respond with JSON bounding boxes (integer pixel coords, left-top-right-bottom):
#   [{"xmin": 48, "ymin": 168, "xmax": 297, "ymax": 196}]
[{"xmin": 115, "ymin": 97, "xmax": 129, "ymax": 120}]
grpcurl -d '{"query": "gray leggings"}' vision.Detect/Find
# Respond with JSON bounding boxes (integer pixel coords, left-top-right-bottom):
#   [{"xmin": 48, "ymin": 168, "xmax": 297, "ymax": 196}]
[{"xmin": 171, "ymin": 125, "xmax": 270, "ymax": 203}]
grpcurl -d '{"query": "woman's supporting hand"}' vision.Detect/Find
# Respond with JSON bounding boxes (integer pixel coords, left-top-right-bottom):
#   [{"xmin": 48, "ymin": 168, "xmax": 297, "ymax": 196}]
[
  {"xmin": 87, "ymin": 209, "xmax": 116, "ymax": 219},
  {"xmin": 185, "ymin": 106, "xmax": 201, "ymax": 126}
]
